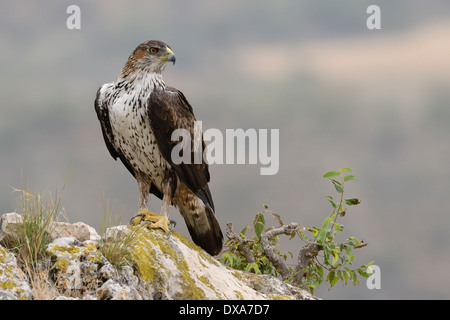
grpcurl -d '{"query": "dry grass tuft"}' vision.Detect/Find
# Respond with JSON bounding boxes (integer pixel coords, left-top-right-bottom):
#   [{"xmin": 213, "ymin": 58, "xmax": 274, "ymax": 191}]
[{"xmin": 98, "ymin": 197, "xmax": 138, "ymax": 270}]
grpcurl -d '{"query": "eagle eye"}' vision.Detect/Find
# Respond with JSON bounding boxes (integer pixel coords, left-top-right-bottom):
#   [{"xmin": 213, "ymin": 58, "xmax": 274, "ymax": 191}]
[{"xmin": 149, "ymin": 47, "xmax": 158, "ymax": 54}]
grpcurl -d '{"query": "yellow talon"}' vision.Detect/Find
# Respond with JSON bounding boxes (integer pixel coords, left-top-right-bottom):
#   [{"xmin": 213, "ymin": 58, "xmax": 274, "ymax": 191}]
[{"xmin": 130, "ymin": 209, "xmax": 171, "ymax": 234}]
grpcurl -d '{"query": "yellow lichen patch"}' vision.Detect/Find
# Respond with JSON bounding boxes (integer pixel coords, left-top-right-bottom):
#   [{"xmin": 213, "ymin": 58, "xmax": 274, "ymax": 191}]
[
  {"xmin": 233, "ymin": 290, "xmax": 244, "ymax": 300},
  {"xmin": 231, "ymin": 270, "xmax": 244, "ymax": 282},
  {"xmin": 129, "ymin": 226, "xmax": 208, "ymax": 299},
  {"xmin": 47, "ymin": 241, "xmax": 102, "ymax": 264},
  {"xmin": 197, "ymin": 275, "xmax": 225, "ymax": 300},
  {"xmin": 84, "ymin": 245, "xmax": 103, "ymax": 263},
  {"xmin": 0, "ymin": 247, "xmax": 12, "ymax": 274},
  {"xmin": 0, "ymin": 280, "xmax": 17, "ymax": 290},
  {"xmin": 54, "ymin": 257, "xmax": 70, "ymax": 272},
  {"xmin": 0, "ymin": 247, "xmax": 13, "ymax": 277},
  {"xmin": 269, "ymin": 294, "xmax": 295, "ymax": 300},
  {"xmin": 87, "ymin": 253, "xmax": 102, "ymax": 263},
  {"xmin": 47, "ymin": 245, "xmax": 81, "ymax": 258},
  {"xmin": 129, "ymin": 227, "xmax": 159, "ymax": 282},
  {"xmin": 83, "ymin": 242, "xmax": 99, "ymax": 250},
  {"xmin": 0, "ymin": 246, "xmax": 6, "ymax": 263},
  {"xmin": 197, "ymin": 256, "xmax": 207, "ymax": 268}
]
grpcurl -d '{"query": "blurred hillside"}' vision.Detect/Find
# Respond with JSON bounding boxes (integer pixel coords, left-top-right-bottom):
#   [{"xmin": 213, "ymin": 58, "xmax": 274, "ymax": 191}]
[{"xmin": 1, "ymin": 0, "xmax": 450, "ymax": 299}]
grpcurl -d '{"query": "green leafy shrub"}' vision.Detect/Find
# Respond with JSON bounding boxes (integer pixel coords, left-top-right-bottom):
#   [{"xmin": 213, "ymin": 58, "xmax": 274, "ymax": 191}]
[{"xmin": 221, "ymin": 167, "xmax": 373, "ymax": 295}]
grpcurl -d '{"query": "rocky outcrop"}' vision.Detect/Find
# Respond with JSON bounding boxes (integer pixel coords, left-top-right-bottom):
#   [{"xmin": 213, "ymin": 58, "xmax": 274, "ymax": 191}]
[
  {"xmin": 0, "ymin": 212, "xmax": 316, "ymax": 300},
  {"xmin": 0, "ymin": 245, "xmax": 33, "ymax": 300}
]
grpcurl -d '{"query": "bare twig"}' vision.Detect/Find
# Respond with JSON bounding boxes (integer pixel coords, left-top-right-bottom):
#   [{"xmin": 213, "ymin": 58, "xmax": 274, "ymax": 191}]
[
  {"xmin": 225, "ymin": 222, "xmax": 255, "ymax": 263},
  {"xmin": 225, "ymin": 221, "xmax": 323, "ymax": 286},
  {"xmin": 260, "ymin": 223, "xmax": 300, "ymax": 280},
  {"xmin": 291, "ymin": 243, "xmax": 321, "ymax": 286}
]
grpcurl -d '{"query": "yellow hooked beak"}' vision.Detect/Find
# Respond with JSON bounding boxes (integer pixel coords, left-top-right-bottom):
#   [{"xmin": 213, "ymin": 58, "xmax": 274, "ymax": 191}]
[{"xmin": 158, "ymin": 48, "xmax": 176, "ymax": 64}]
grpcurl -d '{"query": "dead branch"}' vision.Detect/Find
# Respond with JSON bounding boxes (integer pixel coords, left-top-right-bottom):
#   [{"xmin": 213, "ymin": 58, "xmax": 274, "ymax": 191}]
[
  {"xmin": 260, "ymin": 223, "xmax": 300, "ymax": 280},
  {"xmin": 225, "ymin": 222, "xmax": 255, "ymax": 263},
  {"xmin": 225, "ymin": 221, "xmax": 323, "ymax": 286},
  {"xmin": 291, "ymin": 243, "xmax": 321, "ymax": 286}
]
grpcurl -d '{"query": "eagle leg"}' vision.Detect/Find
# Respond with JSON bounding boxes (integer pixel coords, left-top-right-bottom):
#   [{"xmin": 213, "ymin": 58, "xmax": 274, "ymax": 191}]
[
  {"xmin": 159, "ymin": 177, "xmax": 177, "ymax": 231},
  {"xmin": 129, "ymin": 173, "xmax": 172, "ymax": 233},
  {"xmin": 129, "ymin": 176, "xmax": 175, "ymax": 234}
]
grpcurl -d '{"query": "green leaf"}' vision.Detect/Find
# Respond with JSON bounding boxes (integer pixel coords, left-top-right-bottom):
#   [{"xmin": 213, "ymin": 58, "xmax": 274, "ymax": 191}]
[
  {"xmin": 289, "ymin": 231, "xmax": 296, "ymax": 240},
  {"xmin": 326, "ymin": 196, "xmax": 337, "ymax": 208},
  {"xmin": 345, "ymin": 198, "xmax": 361, "ymax": 206},
  {"xmin": 253, "ymin": 212, "xmax": 265, "ymax": 239},
  {"xmin": 334, "ymin": 223, "xmax": 341, "ymax": 232},
  {"xmin": 239, "ymin": 225, "xmax": 248, "ymax": 237},
  {"xmin": 318, "ymin": 229, "xmax": 327, "ymax": 245},
  {"xmin": 358, "ymin": 268, "xmax": 370, "ymax": 278},
  {"xmin": 343, "ymin": 174, "xmax": 358, "ymax": 182},
  {"xmin": 350, "ymin": 270, "xmax": 358, "ymax": 285},
  {"xmin": 341, "ymin": 167, "xmax": 353, "ymax": 172},
  {"xmin": 346, "ymin": 247, "xmax": 353, "ymax": 256},
  {"xmin": 327, "ymin": 270, "xmax": 334, "ymax": 282},
  {"xmin": 317, "ymin": 265, "xmax": 324, "ymax": 278},
  {"xmin": 307, "ymin": 227, "xmax": 319, "ymax": 237},
  {"xmin": 222, "ymin": 253, "xmax": 234, "ymax": 267},
  {"xmin": 332, "ymin": 250, "xmax": 339, "ymax": 265},
  {"xmin": 323, "ymin": 171, "xmax": 340, "ymax": 179},
  {"xmin": 332, "ymin": 180, "xmax": 343, "ymax": 193},
  {"xmin": 343, "ymin": 270, "xmax": 349, "ymax": 285},
  {"xmin": 322, "ymin": 216, "xmax": 332, "ymax": 229},
  {"xmin": 349, "ymin": 236, "xmax": 360, "ymax": 245},
  {"xmin": 328, "ymin": 270, "xmax": 339, "ymax": 287},
  {"xmin": 244, "ymin": 262, "xmax": 260, "ymax": 274},
  {"xmin": 270, "ymin": 212, "xmax": 284, "ymax": 226}
]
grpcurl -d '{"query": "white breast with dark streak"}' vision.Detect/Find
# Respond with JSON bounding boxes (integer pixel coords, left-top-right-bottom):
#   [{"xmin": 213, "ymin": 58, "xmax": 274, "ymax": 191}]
[{"xmin": 106, "ymin": 74, "xmax": 170, "ymax": 191}]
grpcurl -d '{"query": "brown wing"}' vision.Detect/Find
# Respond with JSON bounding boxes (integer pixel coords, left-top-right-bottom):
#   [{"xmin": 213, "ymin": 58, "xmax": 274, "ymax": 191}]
[{"xmin": 147, "ymin": 87, "xmax": 214, "ymax": 210}]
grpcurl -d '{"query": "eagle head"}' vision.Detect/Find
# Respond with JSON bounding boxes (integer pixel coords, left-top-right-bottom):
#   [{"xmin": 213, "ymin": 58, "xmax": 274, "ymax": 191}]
[{"xmin": 122, "ymin": 40, "xmax": 176, "ymax": 76}]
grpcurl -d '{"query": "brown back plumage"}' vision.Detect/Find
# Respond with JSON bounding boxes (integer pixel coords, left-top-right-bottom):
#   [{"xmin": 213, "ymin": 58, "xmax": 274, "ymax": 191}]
[{"xmin": 148, "ymin": 87, "xmax": 223, "ymax": 254}]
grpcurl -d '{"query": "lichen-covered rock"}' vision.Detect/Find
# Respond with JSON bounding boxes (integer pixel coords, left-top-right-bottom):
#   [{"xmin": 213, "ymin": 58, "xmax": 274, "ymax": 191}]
[
  {"xmin": 97, "ymin": 279, "xmax": 141, "ymax": 300},
  {"xmin": 0, "ymin": 213, "xmax": 101, "ymax": 245},
  {"xmin": 46, "ymin": 237, "xmax": 105, "ymax": 290},
  {"xmin": 0, "ymin": 245, "xmax": 33, "ymax": 300},
  {"xmin": 44, "ymin": 235, "xmax": 143, "ymax": 299},
  {"xmin": 240, "ymin": 273, "xmax": 315, "ymax": 300},
  {"xmin": 50, "ymin": 222, "xmax": 101, "ymax": 242},
  {"xmin": 125, "ymin": 226, "xmax": 316, "ymax": 300},
  {"xmin": 0, "ymin": 212, "xmax": 316, "ymax": 300},
  {"xmin": 0, "ymin": 212, "xmax": 22, "ymax": 244}
]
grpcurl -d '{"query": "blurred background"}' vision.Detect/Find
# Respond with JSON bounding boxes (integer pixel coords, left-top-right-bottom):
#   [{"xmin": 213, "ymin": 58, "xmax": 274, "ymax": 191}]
[{"xmin": 1, "ymin": 0, "xmax": 450, "ymax": 299}]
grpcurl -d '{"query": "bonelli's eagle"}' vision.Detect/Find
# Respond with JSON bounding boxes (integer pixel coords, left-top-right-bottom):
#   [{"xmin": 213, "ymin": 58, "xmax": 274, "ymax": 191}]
[{"xmin": 94, "ymin": 40, "xmax": 223, "ymax": 255}]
